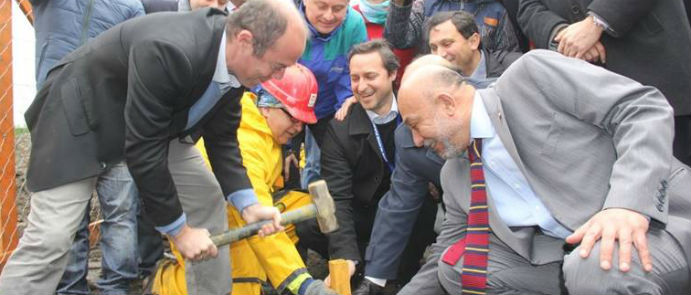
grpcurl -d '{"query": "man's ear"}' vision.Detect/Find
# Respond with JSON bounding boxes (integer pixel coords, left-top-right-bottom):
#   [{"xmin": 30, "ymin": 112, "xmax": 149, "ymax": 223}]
[
  {"xmin": 435, "ymin": 92, "xmax": 457, "ymax": 116},
  {"xmin": 469, "ymin": 32, "xmax": 481, "ymax": 50},
  {"xmin": 235, "ymin": 29, "xmax": 254, "ymax": 52},
  {"xmin": 389, "ymin": 69, "xmax": 398, "ymax": 82}
]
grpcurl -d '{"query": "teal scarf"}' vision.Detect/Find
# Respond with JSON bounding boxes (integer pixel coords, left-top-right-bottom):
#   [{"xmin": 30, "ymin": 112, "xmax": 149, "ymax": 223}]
[{"xmin": 360, "ymin": 0, "xmax": 390, "ymax": 25}]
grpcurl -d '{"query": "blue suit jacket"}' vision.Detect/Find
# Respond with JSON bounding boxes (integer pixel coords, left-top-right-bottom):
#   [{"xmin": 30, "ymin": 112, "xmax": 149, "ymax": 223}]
[{"xmin": 364, "ymin": 124, "xmax": 445, "ymax": 278}]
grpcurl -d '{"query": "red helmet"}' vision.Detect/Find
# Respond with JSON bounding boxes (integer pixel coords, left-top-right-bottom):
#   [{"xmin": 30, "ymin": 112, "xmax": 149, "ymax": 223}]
[{"xmin": 260, "ymin": 63, "xmax": 318, "ymax": 124}]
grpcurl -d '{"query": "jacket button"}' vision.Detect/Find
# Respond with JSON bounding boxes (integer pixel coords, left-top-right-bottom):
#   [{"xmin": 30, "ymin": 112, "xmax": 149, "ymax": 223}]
[
  {"xmin": 571, "ymin": 5, "xmax": 581, "ymax": 15},
  {"xmin": 100, "ymin": 162, "xmax": 107, "ymax": 169}
]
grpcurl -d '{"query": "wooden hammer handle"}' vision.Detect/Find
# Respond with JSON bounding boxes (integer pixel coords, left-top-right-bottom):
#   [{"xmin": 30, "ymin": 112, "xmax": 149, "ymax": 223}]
[
  {"xmin": 329, "ymin": 259, "xmax": 352, "ymax": 295},
  {"xmin": 211, "ymin": 204, "xmax": 317, "ymax": 246}
]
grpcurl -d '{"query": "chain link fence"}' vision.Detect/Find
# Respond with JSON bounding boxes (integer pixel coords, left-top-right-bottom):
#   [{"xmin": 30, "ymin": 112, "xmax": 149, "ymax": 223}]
[{"xmin": 0, "ymin": 0, "xmax": 19, "ymax": 269}]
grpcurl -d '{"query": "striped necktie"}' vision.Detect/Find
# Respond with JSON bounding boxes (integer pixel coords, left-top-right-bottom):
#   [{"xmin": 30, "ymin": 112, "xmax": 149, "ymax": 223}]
[{"xmin": 461, "ymin": 139, "xmax": 490, "ymax": 295}]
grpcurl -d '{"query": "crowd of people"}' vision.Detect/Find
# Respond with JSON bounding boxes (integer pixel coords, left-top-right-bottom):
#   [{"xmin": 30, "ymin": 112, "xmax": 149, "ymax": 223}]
[{"xmin": 1, "ymin": 0, "xmax": 690, "ymax": 294}]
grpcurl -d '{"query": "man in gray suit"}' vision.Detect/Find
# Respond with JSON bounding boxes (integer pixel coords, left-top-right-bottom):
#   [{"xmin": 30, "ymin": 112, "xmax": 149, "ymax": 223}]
[
  {"xmin": 396, "ymin": 50, "xmax": 691, "ymax": 294},
  {"xmin": 0, "ymin": 1, "xmax": 306, "ymax": 294}
]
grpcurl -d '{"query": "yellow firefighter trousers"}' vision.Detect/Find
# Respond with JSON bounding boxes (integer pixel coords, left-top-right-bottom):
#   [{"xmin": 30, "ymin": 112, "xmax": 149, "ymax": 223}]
[{"xmin": 151, "ymin": 191, "xmax": 312, "ymax": 295}]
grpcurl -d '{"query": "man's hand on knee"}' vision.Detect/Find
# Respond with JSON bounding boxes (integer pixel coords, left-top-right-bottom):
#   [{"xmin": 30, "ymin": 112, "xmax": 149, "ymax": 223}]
[
  {"xmin": 172, "ymin": 224, "xmax": 218, "ymax": 261},
  {"xmin": 241, "ymin": 204, "xmax": 285, "ymax": 237},
  {"xmin": 566, "ymin": 208, "xmax": 652, "ymax": 273}
]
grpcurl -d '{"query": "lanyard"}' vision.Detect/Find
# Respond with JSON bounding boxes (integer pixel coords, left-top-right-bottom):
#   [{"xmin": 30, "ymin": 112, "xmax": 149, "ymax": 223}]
[{"xmin": 371, "ymin": 115, "xmax": 401, "ymax": 173}]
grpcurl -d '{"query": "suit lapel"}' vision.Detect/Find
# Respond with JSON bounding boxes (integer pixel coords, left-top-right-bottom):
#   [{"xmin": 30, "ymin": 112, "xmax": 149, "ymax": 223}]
[
  {"xmin": 446, "ymin": 156, "xmax": 535, "ymax": 263},
  {"xmin": 179, "ymin": 11, "xmax": 230, "ymax": 135},
  {"xmin": 473, "ymin": 89, "xmax": 540, "ymax": 262},
  {"xmin": 349, "ymin": 104, "xmax": 384, "ymax": 163},
  {"xmin": 192, "ymin": 17, "xmax": 226, "ymax": 102},
  {"xmin": 477, "ymin": 89, "xmax": 530, "ymax": 181}
]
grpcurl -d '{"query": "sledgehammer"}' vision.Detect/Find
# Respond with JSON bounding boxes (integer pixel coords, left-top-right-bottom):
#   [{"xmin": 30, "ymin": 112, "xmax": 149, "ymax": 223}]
[{"xmin": 211, "ymin": 180, "xmax": 338, "ymax": 247}]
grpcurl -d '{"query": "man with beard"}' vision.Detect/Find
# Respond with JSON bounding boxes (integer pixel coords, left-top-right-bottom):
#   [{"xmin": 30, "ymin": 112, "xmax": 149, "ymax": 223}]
[
  {"xmin": 353, "ymin": 51, "xmax": 513, "ymax": 295},
  {"xmin": 397, "ymin": 50, "xmax": 691, "ymax": 294}
]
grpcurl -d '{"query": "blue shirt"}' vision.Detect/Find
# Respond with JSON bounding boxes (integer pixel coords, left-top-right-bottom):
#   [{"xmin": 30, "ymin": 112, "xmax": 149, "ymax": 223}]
[
  {"xmin": 156, "ymin": 31, "xmax": 256, "ymax": 236},
  {"xmin": 470, "ymin": 93, "xmax": 572, "ymax": 239}
]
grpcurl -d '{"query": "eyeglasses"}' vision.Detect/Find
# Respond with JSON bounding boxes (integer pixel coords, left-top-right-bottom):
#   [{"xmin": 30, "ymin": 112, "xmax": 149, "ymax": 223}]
[{"xmin": 279, "ymin": 108, "xmax": 300, "ymax": 124}]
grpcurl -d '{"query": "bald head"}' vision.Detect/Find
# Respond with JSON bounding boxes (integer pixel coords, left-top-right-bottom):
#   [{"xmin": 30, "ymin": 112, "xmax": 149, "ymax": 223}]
[
  {"xmin": 408, "ymin": 54, "xmax": 454, "ymax": 70},
  {"xmin": 224, "ymin": 0, "xmax": 307, "ymax": 88},
  {"xmin": 399, "ymin": 64, "xmax": 467, "ymax": 107},
  {"xmin": 402, "ymin": 54, "xmax": 460, "ymax": 83},
  {"xmin": 227, "ymin": 0, "xmax": 308, "ymax": 57}
]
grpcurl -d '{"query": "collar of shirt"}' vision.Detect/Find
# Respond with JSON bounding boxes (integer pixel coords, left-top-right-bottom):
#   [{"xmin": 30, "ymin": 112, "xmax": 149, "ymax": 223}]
[
  {"xmin": 469, "ymin": 92, "xmax": 495, "ymax": 142},
  {"xmin": 469, "ymin": 50, "xmax": 487, "ymax": 80},
  {"xmin": 214, "ymin": 30, "xmax": 241, "ymax": 88},
  {"xmin": 366, "ymin": 94, "xmax": 399, "ymax": 124}
]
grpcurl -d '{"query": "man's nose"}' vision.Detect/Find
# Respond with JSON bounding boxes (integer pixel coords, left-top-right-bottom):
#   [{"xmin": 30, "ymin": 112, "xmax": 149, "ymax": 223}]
[
  {"xmin": 439, "ymin": 49, "xmax": 451, "ymax": 61},
  {"xmin": 322, "ymin": 9, "xmax": 335, "ymax": 22}
]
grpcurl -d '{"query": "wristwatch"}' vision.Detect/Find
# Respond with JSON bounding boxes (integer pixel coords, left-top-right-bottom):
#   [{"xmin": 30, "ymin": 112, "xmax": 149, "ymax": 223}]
[
  {"xmin": 590, "ymin": 14, "xmax": 607, "ymax": 31},
  {"xmin": 588, "ymin": 12, "xmax": 618, "ymax": 36}
]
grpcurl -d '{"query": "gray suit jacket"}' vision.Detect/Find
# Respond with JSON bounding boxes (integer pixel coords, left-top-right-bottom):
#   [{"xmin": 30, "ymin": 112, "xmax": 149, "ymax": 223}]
[{"xmin": 400, "ymin": 50, "xmax": 691, "ymax": 294}]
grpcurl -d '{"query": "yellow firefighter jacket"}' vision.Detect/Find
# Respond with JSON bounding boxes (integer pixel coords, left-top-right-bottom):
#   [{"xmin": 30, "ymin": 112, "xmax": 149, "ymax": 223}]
[{"xmin": 152, "ymin": 92, "xmax": 311, "ymax": 295}]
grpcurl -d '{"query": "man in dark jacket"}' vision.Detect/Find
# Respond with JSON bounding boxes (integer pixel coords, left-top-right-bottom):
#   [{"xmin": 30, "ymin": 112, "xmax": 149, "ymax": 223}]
[
  {"xmin": 30, "ymin": 1, "xmax": 145, "ymax": 293},
  {"xmin": 0, "ymin": 2, "xmax": 306, "ymax": 294},
  {"xmin": 384, "ymin": 0, "xmax": 520, "ymax": 55},
  {"xmin": 426, "ymin": 11, "xmax": 521, "ymax": 81},
  {"xmin": 297, "ymin": 40, "xmax": 412, "ymax": 286},
  {"xmin": 517, "ymin": 0, "xmax": 691, "ymax": 166}
]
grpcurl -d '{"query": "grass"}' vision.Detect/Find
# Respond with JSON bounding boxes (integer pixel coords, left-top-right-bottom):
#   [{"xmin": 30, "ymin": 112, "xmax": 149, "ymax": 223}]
[{"xmin": 14, "ymin": 127, "xmax": 28, "ymax": 135}]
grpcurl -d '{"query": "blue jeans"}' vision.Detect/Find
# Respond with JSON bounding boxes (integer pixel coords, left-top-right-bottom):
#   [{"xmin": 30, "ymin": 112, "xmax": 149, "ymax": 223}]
[
  {"xmin": 300, "ymin": 128, "xmax": 321, "ymax": 189},
  {"xmin": 57, "ymin": 162, "xmax": 139, "ymax": 295}
]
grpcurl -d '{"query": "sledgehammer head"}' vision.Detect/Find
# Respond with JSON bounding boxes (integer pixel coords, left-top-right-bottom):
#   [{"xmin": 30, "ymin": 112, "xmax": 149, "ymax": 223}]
[{"xmin": 308, "ymin": 180, "xmax": 339, "ymax": 234}]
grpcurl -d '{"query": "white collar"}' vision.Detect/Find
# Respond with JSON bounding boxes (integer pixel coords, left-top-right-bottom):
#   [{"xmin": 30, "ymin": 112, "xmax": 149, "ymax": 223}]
[
  {"xmin": 366, "ymin": 94, "xmax": 399, "ymax": 124},
  {"xmin": 213, "ymin": 30, "xmax": 241, "ymax": 88},
  {"xmin": 469, "ymin": 92, "xmax": 495, "ymax": 141}
]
